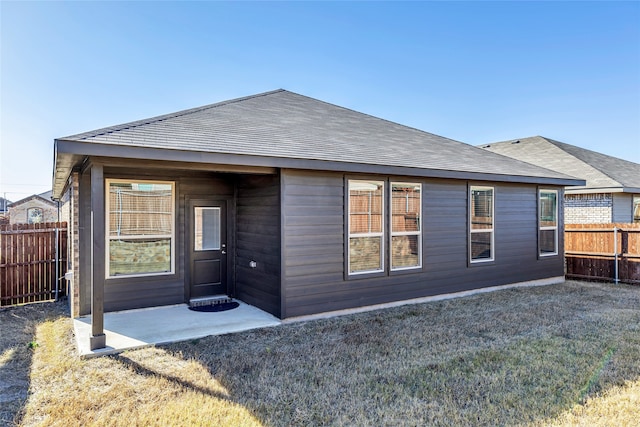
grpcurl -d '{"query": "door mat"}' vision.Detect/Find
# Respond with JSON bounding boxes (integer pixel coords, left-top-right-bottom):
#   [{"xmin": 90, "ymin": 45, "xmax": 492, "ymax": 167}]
[{"xmin": 188, "ymin": 301, "xmax": 240, "ymax": 313}]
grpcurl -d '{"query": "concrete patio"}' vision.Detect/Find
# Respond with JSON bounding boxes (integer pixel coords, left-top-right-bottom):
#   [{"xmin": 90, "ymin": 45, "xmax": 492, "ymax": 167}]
[{"xmin": 73, "ymin": 300, "xmax": 281, "ymax": 357}]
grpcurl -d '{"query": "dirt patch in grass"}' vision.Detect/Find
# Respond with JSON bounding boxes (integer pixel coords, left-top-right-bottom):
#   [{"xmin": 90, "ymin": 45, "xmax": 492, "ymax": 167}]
[
  {"xmin": 0, "ymin": 301, "xmax": 68, "ymax": 426},
  {"xmin": 14, "ymin": 281, "xmax": 640, "ymax": 426}
]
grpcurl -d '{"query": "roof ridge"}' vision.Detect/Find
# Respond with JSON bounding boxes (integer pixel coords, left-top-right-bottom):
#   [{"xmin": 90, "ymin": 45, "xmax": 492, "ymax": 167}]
[
  {"xmin": 541, "ymin": 136, "xmax": 625, "ymax": 186},
  {"xmin": 63, "ymin": 89, "xmax": 287, "ymax": 141},
  {"xmin": 477, "ymin": 136, "xmax": 582, "ymax": 180},
  {"xmin": 282, "ymin": 90, "xmax": 483, "ymax": 151}
]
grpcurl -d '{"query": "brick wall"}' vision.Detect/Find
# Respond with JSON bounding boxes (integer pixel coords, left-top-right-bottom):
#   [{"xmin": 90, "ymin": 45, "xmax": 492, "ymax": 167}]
[
  {"xmin": 564, "ymin": 193, "xmax": 612, "ymax": 224},
  {"xmin": 68, "ymin": 173, "xmax": 80, "ymax": 318}
]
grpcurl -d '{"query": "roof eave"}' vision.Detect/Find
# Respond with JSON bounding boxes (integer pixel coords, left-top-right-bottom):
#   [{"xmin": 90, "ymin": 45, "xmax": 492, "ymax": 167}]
[
  {"xmin": 565, "ymin": 187, "xmax": 640, "ymax": 194},
  {"xmin": 54, "ymin": 139, "xmax": 584, "ymax": 188}
]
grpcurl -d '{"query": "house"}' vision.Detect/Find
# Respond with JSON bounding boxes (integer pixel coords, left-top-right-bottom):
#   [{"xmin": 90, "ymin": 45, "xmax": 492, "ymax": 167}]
[
  {"xmin": 0, "ymin": 196, "xmax": 11, "ymax": 220},
  {"xmin": 480, "ymin": 136, "xmax": 640, "ymax": 224},
  {"xmin": 0, "ymin": 196, "xmax": 11, "ymax": 225},
  {"xmin": 51, "ymin": 90, "xmax": 583, "ymax": 350},
  {"xmin": 7, "ymin": 191, "xmax": 58, "ymax": 225}
]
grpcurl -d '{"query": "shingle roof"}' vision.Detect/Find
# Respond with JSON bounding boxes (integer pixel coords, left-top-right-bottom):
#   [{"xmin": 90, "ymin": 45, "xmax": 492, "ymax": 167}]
[
  {"xmin": 480, "ymin": 136, "xmax": 640, "ymax": 193},
  {"xmin": 53, "ymin": 90, "xmax": 581, "ymax": 196},
  {"xmin": 9, "ymin": 194, "xmax": 57, "ymax": 207}
]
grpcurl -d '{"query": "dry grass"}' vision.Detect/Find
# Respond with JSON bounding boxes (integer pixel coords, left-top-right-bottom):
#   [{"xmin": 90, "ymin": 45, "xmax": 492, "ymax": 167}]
[
  {"xmin": 0, "ymin": 302, "xmax": 68, "ymax": 426},
  {"xmin": 5, "ymin": 280, "xmax": 640, "ymax": 426}
]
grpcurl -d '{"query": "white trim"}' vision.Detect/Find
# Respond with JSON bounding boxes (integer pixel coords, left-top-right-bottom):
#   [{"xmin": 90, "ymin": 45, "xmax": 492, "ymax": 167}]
[
  {"xmin": 469, "ymin": 185, "xmax": 495, "ymax": 263},
  {"xmin": 283, "ymin": 276, "xmax": 566, "ymax": 324},
  {"xmin": 565, "ymin": 187, "xmax": 639, "ymax": 194},
  {"xmin": 105, "ymin": 179, "xmax": 175, "ymax": 278},
  {"xmin": 390, "ymin": 181, "xmax": 422, "ymax": 271}
]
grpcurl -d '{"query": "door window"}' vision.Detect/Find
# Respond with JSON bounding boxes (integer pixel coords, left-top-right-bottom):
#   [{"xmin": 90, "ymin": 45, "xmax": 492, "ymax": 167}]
[{"xmin": 194, "ymin": 207, "xmax": 221, "ymax": 251}]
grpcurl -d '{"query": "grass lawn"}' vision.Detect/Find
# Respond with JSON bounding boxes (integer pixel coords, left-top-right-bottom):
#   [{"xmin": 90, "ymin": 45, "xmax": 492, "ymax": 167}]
[{"xmin": 2, "ymin": 280, "xmax": 639, "ymax": 426}]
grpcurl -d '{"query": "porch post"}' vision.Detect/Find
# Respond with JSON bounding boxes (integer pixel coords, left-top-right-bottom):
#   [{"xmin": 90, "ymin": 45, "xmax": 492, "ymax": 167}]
[{"xmin": 90, "ymin": 163, "xmax": 106, "ymax": 350}]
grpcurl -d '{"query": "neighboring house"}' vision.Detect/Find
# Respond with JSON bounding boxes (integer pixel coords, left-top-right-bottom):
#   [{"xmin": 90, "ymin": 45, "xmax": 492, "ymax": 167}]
[
  {"xmin": 7, "ymin": 192, "xmax": 58, "ymax": 225},
  {"xmin": 0, "ymin": 197, "xmax": 11, "ymax": 225},
  {"xmin": 0, "ymin": 196, "xmax": 11, "ymax": 214},
  {"xmin": 479, "ymin": 136, "xmax": 640, "ymax": 224},
  {"xmin": 51, "ymin": 90, "xmax": 582, "ymax": 350}
]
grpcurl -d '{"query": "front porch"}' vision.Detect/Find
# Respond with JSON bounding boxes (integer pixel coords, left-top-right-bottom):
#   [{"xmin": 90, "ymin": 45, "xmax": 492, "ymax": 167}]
[{"xmin": 73, "ymin": 300, "xmax": 281, "ymax": 357}]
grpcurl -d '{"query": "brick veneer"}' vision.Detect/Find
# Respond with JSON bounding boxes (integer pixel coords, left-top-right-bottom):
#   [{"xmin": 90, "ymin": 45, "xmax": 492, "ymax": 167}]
[{"xmin": 564, "ymin": 193, "xmax": 612, "ymax": 224}]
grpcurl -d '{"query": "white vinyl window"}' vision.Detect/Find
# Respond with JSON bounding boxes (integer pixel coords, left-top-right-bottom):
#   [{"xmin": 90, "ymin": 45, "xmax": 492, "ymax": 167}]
[
  {"xmin": 106, "ymin": 180, "xmax": 175, "ymax": 277},
  {"xmin": 391, "ymin": 182, "xmax": 421, "ymax": 270},
  {"xmin": 539, "ymin": 189, "xmax": 558, "ymax": 256},
  {"xmin": 633, "ymin": 195, "xmax": 640, "ymax": 223},
  {"xmin": 469, "ymin": 186, "xmax": 494, "ymax": 263},
  {"xmin": 348, "ymin": 180, "xmax": 384, "ymax": 274}
]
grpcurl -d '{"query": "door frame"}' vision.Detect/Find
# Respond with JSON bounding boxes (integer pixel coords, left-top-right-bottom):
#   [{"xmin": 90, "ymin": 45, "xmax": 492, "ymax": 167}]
[{"xmin": 185, "ymin": 195, "xmax": 234, "ymax": 301}]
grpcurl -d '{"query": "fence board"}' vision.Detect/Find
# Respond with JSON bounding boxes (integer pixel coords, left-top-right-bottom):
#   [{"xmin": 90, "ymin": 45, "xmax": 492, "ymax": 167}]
[
  {"xmin": 565, "ymin": 223, "xmax": 640, "ymax": 284},
  {"xmin": 0, "ymin": 222, "xmax": 67, "ymax": 306}
]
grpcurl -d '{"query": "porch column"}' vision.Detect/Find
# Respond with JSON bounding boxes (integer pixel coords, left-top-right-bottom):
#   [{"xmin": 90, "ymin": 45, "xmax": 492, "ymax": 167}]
[{"xmin": 90, "ymin": 163, "xmax": 106, "ymax": 350}]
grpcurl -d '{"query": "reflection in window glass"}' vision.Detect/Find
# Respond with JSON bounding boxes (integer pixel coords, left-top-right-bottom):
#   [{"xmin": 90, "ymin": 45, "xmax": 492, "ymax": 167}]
[
  {"xmin": 470, "ymin": 186, "xmax": 494, "ymax": 262},
  {"xmin": 391, "ymin": 182, "xmax": 421, "ymax": 270},
  {"xmin": 195, "ymin": 207, "xmax": 220, "ymax": 251},
  {"xmin": 107, "ymin": 180, "xmax": 174, "ymax": 276},
  {"xmin": 539, "ymin": 190, "xmax": 558, "ymax": 256},
  {"xmin": 348, "ymin": 180, "xmax": 384, "ymax": 274},
  {"xmin": 27, "ymin": 208, "xmax": 43, "ymax": 224}
]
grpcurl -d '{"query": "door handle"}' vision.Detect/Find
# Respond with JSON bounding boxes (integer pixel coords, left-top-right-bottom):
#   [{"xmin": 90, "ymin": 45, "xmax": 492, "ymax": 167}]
[{"xmin": 221, "ymin": 250, "xmax": 226, "ymax": 255}]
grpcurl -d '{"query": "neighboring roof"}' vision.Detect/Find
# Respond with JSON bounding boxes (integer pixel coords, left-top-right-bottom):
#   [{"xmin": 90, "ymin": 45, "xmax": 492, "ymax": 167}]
[
  {"xmin": 38, "ymin": 190, "xmax": 53, "ymax": 200},
  {"xmin": 480, "ymin": 136, "xmax": 640, "ymax": 193},
  {"xmin": 9, "ymin": 194, "xmax": 57, "ymax": 208},
  {"xmin": 53, "ymin": 90, "xmax": 582, "ymax": 197}
]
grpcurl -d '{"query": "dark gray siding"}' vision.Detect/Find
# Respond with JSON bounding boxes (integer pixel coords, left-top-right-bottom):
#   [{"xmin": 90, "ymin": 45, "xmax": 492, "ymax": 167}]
[
  {"xmin": 88, "ymin": 165, "xmax": 234, "ymax": 312},
  {"xmin": 235, "ymin": 174, "xmax": 281, "ymax": 317},
  {"xmin": 281, "ymin": 170, "xmax": 566, "ymax": 318},
  {"xmin": 612, "ymin": 193, "xmax": 633, "ymax": 223}
]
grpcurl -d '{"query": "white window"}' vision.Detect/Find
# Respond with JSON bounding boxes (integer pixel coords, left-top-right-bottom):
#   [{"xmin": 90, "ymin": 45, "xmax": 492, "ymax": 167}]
[
  {"xmin": 348, "ymin": 180, "xmax": 384, "ymax": 274},
  {"xmin": 539, "ymin": 189, "xmax": 558, "ymax": 256},
  {"xmin": 391, "ymin": 182, "xmax": 421, "ymax": 270},
  {"xmin": 106, "ymin": 180, "xmax": 175, "ymax": 277},
  {"xmin": 469, "ymin": 186, "xmax": 494, "ymax": 262},
  {"xmin": 633, "ymin": 195, "xmax": 640, "ymax": 223}
]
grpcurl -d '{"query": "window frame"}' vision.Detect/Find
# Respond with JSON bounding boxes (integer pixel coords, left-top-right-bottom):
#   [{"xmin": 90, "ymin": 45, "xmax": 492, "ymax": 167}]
[
  {"xmin": 469, "ymin": 185, "xmax": 495, "ymax": 264},
  {"xmin": 105, "ymin": 179, "xmax": 176, "ymax": 279},
  {"xmin": 347, "ymin": 179, "xmax": 385, "ymax": 276},
  {"xmin": 390, "ymin": 181, "xmax": 422, "ymax": 271},
  {"xmin": 633, "ymin": 195, "xmax": 640, "ymax": 223},
  {"xmin": 538, "ymin": 188, "xmax": 559, "ymax": 257}
]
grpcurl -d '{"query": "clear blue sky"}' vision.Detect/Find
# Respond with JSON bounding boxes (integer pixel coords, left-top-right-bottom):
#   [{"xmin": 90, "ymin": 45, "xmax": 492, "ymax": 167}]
[{"xmin": 1, "ymin": 1, "xmax": 639, "ymax": 201}]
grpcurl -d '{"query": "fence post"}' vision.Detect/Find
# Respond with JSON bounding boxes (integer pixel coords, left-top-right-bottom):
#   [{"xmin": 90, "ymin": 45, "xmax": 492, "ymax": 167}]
[
  {"xmin": 620, "ymin": 229, "xmax": 629, "ymax": 284},
  {"xmin": 613, "ymin": 227, "xmax": 619, "ymax": 284}
]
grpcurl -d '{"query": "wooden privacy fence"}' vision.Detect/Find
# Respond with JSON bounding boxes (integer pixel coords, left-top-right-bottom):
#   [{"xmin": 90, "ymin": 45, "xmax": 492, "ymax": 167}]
[
  {"xmin": 0, "ymin": 222, "xmax": 68, "ymax": 306},
  {"xmin": 565, "ymin": 223, "xmax": 640, "ymax": 284}
]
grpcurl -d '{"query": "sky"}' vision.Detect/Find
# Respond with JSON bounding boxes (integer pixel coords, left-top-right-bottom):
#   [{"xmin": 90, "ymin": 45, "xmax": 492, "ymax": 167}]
[{"xmin": 1, "ymin": 1, "xmax": 639, "ymax": 202}]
